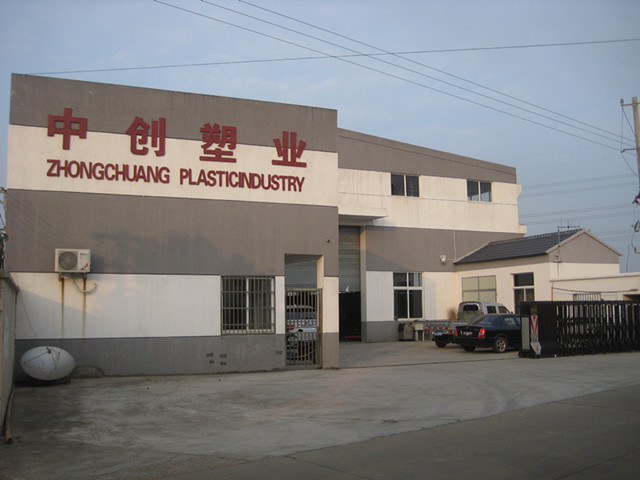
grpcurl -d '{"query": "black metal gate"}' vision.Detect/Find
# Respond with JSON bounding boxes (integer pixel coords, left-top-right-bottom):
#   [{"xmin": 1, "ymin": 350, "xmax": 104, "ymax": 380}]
[
  {"xmin": 286, "ymin": 289, "xmax": 321, "ymax": 366},
  {"xmin": 520, "ymin": 301, "xmax": 640, "ymax": 357}
]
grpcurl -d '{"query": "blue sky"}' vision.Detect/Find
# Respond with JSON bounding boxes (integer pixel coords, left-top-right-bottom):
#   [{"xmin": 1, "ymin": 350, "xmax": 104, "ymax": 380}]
[{"xmin": 2, "ymin": 0, "xmax": 640, "ymax": 271}]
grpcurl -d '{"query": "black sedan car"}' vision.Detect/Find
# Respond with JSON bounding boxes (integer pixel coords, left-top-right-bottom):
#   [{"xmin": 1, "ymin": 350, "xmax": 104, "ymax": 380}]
[{"xmin": 453, "ymin": 314, "xmax": 522, "ymax": 353}]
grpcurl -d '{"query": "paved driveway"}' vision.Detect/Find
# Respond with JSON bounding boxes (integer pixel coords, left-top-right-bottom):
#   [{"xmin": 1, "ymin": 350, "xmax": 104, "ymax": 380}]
[{"xmin": 3, "ymin": 342, "xmax": 640, "ymax": 479}]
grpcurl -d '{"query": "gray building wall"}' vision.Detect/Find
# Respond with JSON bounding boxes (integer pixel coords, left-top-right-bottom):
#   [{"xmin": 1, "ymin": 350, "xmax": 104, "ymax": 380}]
[
  {"xmin": 337, "ymin": 128, "xmax": 517, "ymax": 183},
  {"xmin": 11, "ymin": 74, "xmax": 337, "ymax": 152},
  {"xmin": 9, "ymin": 74, "xmax": 340, "ymax": 375},
  {"xmin": 552, "ymin": 233, "xmax": 621, "ymax": 265},
  {"xmin": 1, "ymin": 274, "xmax": 18, "ymax": 431},
  {"xmin": 15, "ymin": 335, "xmax": 286, "ymax": 378},
  {"xmin": 6, "ymin": 190, "xmax": 339, "ymax": 277},
  {"xmin": 364, "ymin": 227, "xmax": 520, "ymax": 272}
]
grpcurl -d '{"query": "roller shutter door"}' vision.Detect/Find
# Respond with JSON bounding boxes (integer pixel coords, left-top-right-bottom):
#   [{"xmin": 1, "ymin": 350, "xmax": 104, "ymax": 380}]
[{"xmin": 339, "ymin": 226, "xmax": 361, "ymax": 292}]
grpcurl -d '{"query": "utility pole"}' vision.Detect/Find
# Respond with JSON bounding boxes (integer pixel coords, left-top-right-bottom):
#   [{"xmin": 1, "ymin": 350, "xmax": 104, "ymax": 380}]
[
  {"xmin": 633, "ymin": 97, "xmax": 640, "ymax": 189},
  {"xmin": 621, "ymin": 97, "xmax": 640, "ymax": 189}
]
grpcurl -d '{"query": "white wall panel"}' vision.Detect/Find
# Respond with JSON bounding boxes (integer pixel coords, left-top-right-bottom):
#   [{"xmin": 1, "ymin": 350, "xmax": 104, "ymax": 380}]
[
  {"xmin": 321, "ymin": 276, "xmax": 340, "ymax": 334},
  {"xmin": 338, "ymin": 168, "xmax": 522, "ymax": 233},
  {"xmin": 8, "ymin": 126, "xmax": 338, "ymax": 207},
  {"xmin": 364, "ymin": 271, "xmax": 394, "ymax": 323},
  {"xmin": 14, "ymin": 273, "xmax": 221, "ymax": 339},
  {"xmin": 422, "ymin": 272, "xmax": 459, "ymax": 320}
]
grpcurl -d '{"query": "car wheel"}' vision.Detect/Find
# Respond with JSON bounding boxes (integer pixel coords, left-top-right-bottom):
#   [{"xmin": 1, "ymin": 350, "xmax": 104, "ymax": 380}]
[
  {"xmin": 462, "ymin": 345, "xmax": 476, "ymax": 352},
  {"xmin": 493, "ymin": 336, "xmax": 508, "ymax": 353},
  {"xmin": 435, "ymin": 340, "xmax": 448, "ymax": 348}
]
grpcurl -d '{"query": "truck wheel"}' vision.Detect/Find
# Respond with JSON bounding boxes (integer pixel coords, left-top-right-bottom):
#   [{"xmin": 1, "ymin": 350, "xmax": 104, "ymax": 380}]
[
  {"xmin": 493, "ymin": 337, "xmax": 508, "ymax": 353},
  {"xmin": 435, "ymin": 339, "xmax": 448, "ymax": 348}
]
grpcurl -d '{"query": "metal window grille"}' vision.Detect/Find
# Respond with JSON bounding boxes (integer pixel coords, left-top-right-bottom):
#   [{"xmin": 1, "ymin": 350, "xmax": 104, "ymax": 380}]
[
  {"xmin": 286, "ymin": 289, "xmax": 321, "ymax": 366},
  {"xmin": 573, "ymin": 293, "xmax": 602, "ymax": 301},
  {"xmin": 222, "ymin": 276, "xmax": 275, "ymax": 334}
]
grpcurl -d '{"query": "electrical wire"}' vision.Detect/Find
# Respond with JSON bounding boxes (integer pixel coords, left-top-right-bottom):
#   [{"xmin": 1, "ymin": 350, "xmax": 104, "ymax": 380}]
[
  {"xmin": 620, "ymin": 103, "xmax": 640, "ymax": 176},
  {"xmin": 29, "ymin": 1, "xmax": 636, "ymax": 151},
  {"xmin": 197, "ymin": 0, "xmax": 632, "ymax": 149},
  {"xmin": 136, "ymin": 0, "xmax": 632, "ymax": 152},
  {"xmin": 523, "ymin": 211, "xmax": 632, "ymax": 225},
  {"xmin": 522, "ymin": 174, "xmax": 629, "ymax": 190},
  {"xmin": 236, "ymin": 0, "xmax": 635, "ymax": 147},
  {"xmin": 520, "ymin": 182, "xmax": 637, "ymax": 198},
  {"xmin": 520, "ymin": 203, "xmax": 629, "ymax": 219}
]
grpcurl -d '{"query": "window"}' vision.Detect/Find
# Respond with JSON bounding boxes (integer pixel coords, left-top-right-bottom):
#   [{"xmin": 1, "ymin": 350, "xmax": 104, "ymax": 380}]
[
  {"xmin": 462, "ymin": 275, "xmax": 497, "ymax": 302},
  {"xmin": 467, "ymin": 180, "xmax": 492, "ymax": 202},
  {"xmin": 222, "ymin": 276, "xmax": 275, "ymax": 334},
  {"xmin": 573, "ymin": 293, "xmax": 601, "ymax": 301},
  {"xmin": 514, "ymin": 272, "xmax": 534, "ymax": 313},
  {"xmin": 393, "ymin": 272, "xmax": 423, "ymax": 319},
  {"xmin": 391, "ymin": 174, "xmax": 419, "ymax": 197}
]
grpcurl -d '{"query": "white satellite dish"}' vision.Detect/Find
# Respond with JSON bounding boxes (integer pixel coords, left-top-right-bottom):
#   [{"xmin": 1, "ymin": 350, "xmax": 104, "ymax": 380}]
[{"xmin": 20, "ymin": 346, "xmax": 75, "ymax": 381}]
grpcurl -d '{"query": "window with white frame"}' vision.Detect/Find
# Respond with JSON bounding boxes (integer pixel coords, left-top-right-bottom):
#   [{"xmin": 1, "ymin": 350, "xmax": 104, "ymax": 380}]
[
  {"xmin": 393, "ymin": 272, "xmax": 423, "ymax": 319},
  {"xmin": 467, "ymin": 180, "xmax": 492, "ymax": 202},
  {"xmin": 222, "ymin": 276, "xmax": 275, "ymax": 334},
  {"xmin": 462, "ymin": 275, "xmax": 497, "ymax": 302},
  {"xmin": 391, "ymin": 174, "xmax": 420, "ymax": 197}
]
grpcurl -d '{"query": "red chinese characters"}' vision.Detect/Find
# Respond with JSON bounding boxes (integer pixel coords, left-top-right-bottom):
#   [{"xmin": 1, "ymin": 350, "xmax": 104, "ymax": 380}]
[
  {"xmin": 43, "ymin": 108, "xmax": 310, "ymax": 193},
  {"xmin": 199, "ymin": 123, "xmax": 237, "ymax": 163},
  {"xmin": 126, "ymin": 116, "xmax": 166, "ymax": 156},
  {"xmin": 272, "ymin": 131, "xmax": 306, "ymax": 167},
  {"xmin": 47, "ymin": 108, "xmax": 88, "ymax": 150}
]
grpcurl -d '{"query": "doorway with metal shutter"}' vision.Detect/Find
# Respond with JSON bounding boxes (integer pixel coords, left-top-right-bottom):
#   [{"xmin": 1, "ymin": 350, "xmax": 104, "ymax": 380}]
[{"xmin": 339, "ymin": 226, "xmax": 362, "ymax": 341}]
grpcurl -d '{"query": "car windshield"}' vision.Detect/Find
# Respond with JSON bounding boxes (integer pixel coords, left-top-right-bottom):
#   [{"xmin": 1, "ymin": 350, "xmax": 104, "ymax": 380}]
[
  {"xmin": 471, "ymin": 315, "xmax": 502, "ymax": 326},
  {"xmin": 470, "ymin": 315, "xmax": 520, "ymax": 328}
]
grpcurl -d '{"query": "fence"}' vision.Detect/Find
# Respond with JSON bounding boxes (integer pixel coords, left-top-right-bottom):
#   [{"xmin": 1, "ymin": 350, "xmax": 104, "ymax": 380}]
[
  {"xmin": 286, "ymin": 289, "xmax": 321, "ymax": 366},
  {"xmin": 520, "ymin": 301, "xmax": 640, "ymax": 357}
]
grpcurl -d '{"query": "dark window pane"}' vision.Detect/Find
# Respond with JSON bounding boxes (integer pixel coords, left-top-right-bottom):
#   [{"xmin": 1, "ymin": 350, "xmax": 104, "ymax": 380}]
[
  {"xmin": 394, "ymin": 290, "xmax": 408, "ymax": 318},
  {"xmin": 409, "ymin": 290, "xmax": 423, "ymax": 318},
  {"xmin": 514, "ymin": 289, "xmax": 525, "ymax": 313},
  {"xmin": 393, "ymin": 272, "xmax": 407, "ymax": 286},
  {"xmin": 467, "ymin": 180, "xmax": 479, "ymax": 201},
  {"xmin": 514, "ymin": 272, "xmax": 534, "ymax": 287},
  {"xmin": 405, "ymin": 175, "xmax": 419, "ymax": 197},
  {"xmin": 391, "ymin": 174, "xmax": 405, "ymax": 196},
  {"xmin": 480, "ymin": 182, "xmax": 492, "ymax": 202}
]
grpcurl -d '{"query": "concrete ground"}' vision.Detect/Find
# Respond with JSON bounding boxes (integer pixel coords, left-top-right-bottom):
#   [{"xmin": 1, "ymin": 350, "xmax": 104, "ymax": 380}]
[{"xmin": 2, "ymin": 342, "xmax": 640, "ymax": 479}]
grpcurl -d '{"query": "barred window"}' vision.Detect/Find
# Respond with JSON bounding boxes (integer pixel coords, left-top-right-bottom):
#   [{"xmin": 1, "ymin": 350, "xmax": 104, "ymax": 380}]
[
  {"xmin": 222, "ymin": 276, "xmax": 275, "ymax": 334},
  {"xmin": 573, "ymin": 293, "xmax": 601, "ymax": 301}
]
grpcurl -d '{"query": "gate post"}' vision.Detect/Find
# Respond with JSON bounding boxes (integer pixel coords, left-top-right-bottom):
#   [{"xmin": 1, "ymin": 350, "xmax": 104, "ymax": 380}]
[{"xmin": 317, "ymin": 256, "xmax": 339, "ymax": 369}]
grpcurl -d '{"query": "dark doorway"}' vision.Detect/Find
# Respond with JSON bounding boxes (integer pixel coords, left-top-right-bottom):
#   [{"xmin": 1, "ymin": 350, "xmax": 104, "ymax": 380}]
[{"xmin": 339, "ymin": 292, "xmax": 361, "ymax": 341}]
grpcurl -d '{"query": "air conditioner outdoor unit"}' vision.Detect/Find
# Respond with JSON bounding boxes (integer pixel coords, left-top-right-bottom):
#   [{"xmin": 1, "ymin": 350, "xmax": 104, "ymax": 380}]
[{"xmin": 55, "ymin": 249, "xmax": 91, "ymax": 273}]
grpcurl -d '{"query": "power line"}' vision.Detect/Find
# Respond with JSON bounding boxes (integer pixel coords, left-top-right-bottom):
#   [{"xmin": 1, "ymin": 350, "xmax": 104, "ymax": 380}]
[
  {"xmin": 524, "ymin": 212, "xmax": 632, "ymax": 225},
  {"xmin": 523, "ymin": 174, "xmax": 630, "ymax": 190},
  {"xmin": 236, "ymin": 0, "xmax": 635, "ymax": 147},
  {"xmin": 206, "ymin": 0, "xmax": 632, "ymax": 148},
  {"xmin": 520, "ymin": 181, "xmax": 637, "ymax": 198},
  {"xmin": 520, "ymin": 203, "xmax": 630, "ymax": 218},
  {"xmin": 33, "ymin": 0, "xmax": 635, "ymax": 152}
]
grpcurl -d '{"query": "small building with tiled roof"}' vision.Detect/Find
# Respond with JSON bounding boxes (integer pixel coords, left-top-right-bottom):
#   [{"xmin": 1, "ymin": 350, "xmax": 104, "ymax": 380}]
[
  {"xmin": 455, "ymin": 229, "xmax": 585, "ymax": 265},
  {"xmin": 453, "ymin": 229, "xmax": 638, "ymax": 310}
]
